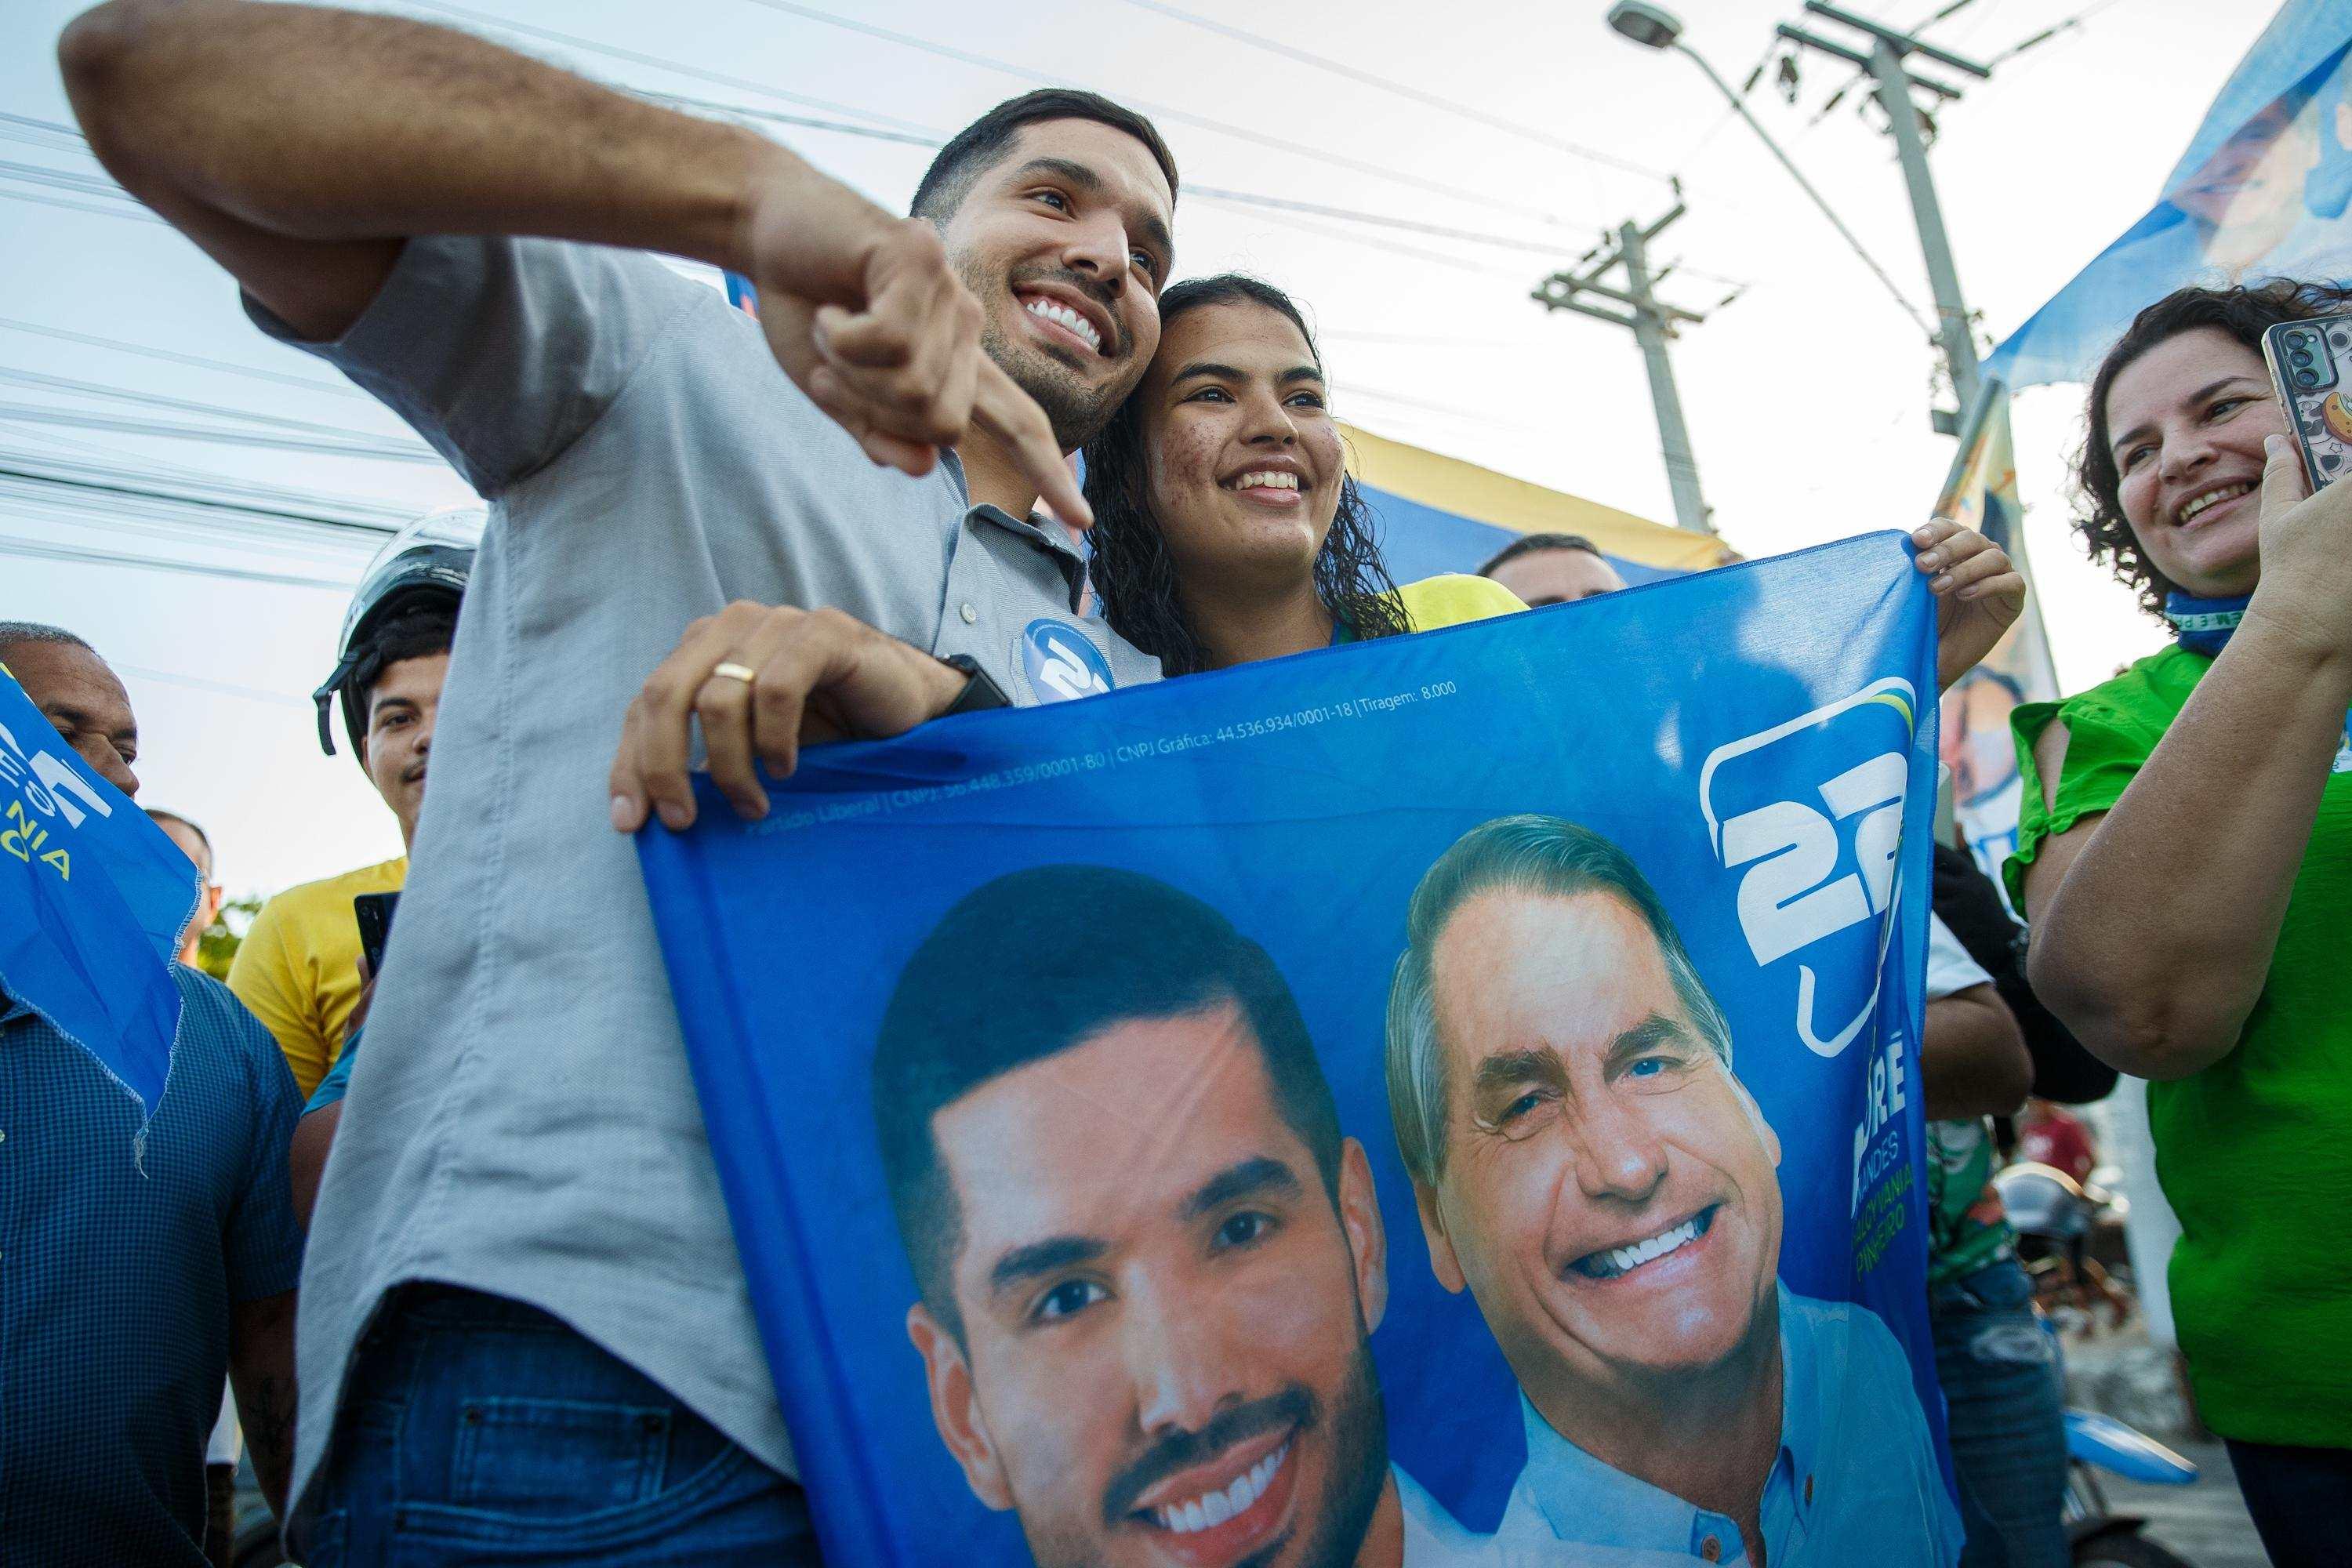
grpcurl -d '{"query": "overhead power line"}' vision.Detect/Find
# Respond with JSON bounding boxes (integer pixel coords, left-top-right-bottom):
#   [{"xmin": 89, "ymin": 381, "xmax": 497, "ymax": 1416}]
[
  {"xmin": 0, "ymin": 534, "xmax": 355, "ymax": 592},
  {"xmin": 390, "ymin": 0, "xmax": 944, "ymax": 136},
  {"xmin": 0, "ymin": 405, "xmax": 441, "ymax": 463},
  {"xmin": 1113, "ymin": 0, "xmax": 1674, "ymax": 183},
  {"xmin": 0, "ymin": 365, "xmax": 434, "ymax": 449},
  {"xmin": 732, "ymin": 0, "xmax": 1597, "ymax": 230},
  {"xmin": 0, "ymin": 315, "xmax": 365, "ymax": 399}
]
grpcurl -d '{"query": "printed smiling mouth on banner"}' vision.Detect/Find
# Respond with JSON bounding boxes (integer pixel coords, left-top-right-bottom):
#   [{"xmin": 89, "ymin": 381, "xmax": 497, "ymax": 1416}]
[{"xmin": 637, "ymin": 532, "xmax": 1961, "ymax": 1568}]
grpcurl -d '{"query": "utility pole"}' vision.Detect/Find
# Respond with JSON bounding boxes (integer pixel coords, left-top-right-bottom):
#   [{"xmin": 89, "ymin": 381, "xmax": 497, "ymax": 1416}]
[
  {"xmin": 1532, "ymin": 203, "xmax": 1714, "ymax": 534},
  {"xmin": 1777, "ymin": 0, "xmax": 1992, "ymax": 427}
]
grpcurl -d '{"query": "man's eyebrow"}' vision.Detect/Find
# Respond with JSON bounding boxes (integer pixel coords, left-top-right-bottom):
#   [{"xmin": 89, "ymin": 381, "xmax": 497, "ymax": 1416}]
[
  {"xmin": 1178, "ymin": 1155, "xmax": 1300, "ymax": 1222},
  {"xmin": 1606, "ymin": 1013, "xmax": 1692, "ymax": 1069},
  {"xmin": 2111, "ymin": 375, "xmax": 2264, "ymax": 454},
  {"xmin": 40, "ymin": 700, "xmax": 130, "ymax": 742},
  {"xmin": 986, "ymin": 1234, "xmax": 1105, "ymax": 1298},
  {"xmin": 1278, "ymin": 366, "xmax": 1324, "ymax": 387},
  {"xmin": 1008, "ymin": 156, "xmax": 1174, "ymax": 263},
  {"xmin": 1010, "ymin": 156, "xmax": 1103, "ymax": 194},
  {"xmin": 1472, "ymin": 1047, "xmax": 1564, "ymax": 1098}
]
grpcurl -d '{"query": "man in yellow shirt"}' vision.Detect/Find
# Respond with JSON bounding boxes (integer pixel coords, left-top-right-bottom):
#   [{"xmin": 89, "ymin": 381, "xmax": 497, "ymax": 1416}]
[{"xmin": 230, "ymin": 514, "xmax": 474, "ymax": 1098}]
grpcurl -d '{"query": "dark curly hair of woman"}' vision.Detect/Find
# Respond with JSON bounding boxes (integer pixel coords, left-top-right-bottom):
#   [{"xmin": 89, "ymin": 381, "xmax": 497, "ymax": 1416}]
[
  {"xmin": 2076, "ymin": 277, "xmax": 2352, "ymax": 619},
  {"xmin": 1081, "ymin": 274, "xmax": 1409, "ymax": 675}
]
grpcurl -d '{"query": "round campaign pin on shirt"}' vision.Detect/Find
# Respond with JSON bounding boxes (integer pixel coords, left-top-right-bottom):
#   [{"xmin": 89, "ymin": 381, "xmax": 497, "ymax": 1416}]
[{"xmin": 1020, "ymin": 619, "xmax": 1115, "ymax": 703}]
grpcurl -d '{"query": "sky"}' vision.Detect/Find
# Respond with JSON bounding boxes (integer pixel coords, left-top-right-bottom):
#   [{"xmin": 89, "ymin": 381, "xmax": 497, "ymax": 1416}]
[{"xmin": 0, "ymin": 0, "xmax": 2277, "ymax": 899}]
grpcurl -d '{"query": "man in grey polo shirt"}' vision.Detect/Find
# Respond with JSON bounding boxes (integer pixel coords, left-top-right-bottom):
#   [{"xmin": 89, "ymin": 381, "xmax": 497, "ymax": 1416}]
[{"xmin": 65, "ymin": 3, "xmax": 1178, "ymax": 1559}]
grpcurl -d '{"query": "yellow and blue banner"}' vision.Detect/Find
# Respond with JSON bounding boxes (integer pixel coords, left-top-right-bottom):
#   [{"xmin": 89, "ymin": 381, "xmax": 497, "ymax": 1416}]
[
  {"xmin": 0, "ymin": 668, "xmax": 196, "ymax": 1119},
  {"xmin": 639, "ymin": 532, "xmax": 1960, "ymax": 1566},
  {"xmin": 1989, "ymin": 0, "xmax": 2352, "ymax": 387}
]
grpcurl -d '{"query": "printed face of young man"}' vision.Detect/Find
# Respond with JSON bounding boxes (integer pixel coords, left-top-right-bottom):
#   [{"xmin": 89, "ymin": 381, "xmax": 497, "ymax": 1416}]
[
  {"xmin": 938, "ymin": 118, "xmax": 1175, "ymax": 452},
  {"xmin": 1415, "ymin": 889, "xmax": 1783, "ymax": 1414},
  {"xmin": 906, "ymin": 998, "xmax": 1393, "ymax": 1568}
]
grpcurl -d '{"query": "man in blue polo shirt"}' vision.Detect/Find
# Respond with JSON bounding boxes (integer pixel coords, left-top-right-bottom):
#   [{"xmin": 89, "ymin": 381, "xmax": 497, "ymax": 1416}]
[{"xmin": 0, "ymin": 622, "xmax": 305, "ymax": 1566}]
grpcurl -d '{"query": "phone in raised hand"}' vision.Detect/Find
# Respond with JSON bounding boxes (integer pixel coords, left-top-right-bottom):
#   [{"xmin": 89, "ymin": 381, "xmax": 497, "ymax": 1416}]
[{"xmin": 2262, "ymin": 312, "xmax": 2352, "ymax": 492}]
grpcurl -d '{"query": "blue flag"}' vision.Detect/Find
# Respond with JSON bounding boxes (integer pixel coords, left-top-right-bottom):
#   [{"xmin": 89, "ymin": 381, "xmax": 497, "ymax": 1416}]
[
  {"xmin": 639, "ymin": 532, "xmax": 1962, "ymax": 1566},
  {"xmin": 1989, "ymin": 1, "xmax": 2352, "ymax": 387},
  {"xmin": 0, "ymin": 667, "xmax": 194, "ymax": 1120}
]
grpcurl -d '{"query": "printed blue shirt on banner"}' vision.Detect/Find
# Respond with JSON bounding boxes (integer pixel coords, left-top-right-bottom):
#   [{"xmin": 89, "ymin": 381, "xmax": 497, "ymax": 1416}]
[
  {"xmin": 1497, "ymin": 1285, "xmax": 1948, "ymax": 1566},
  {"xmin": 637, "ymin": 532, "xmax": 1962, "ymax": 1568},
  {"xmin": 0, "ymin": 668, "xmax": 194, "ymax": 1118}
]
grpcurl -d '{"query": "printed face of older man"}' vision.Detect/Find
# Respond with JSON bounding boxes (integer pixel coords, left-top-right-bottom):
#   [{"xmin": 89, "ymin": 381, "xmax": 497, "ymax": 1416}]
[
  {"xmin": 1413, "ymin": 888, "xmax": 1783, "ymax": 1410},
  {"xmin": 905, "ymin": 999, "xmax": 1393, "ymax": 1568}
]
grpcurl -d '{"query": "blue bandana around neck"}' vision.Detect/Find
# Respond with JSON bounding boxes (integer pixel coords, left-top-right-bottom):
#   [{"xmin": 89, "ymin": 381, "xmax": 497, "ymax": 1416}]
[
  {"xmin": 2168, "ymin": 589, "xmax": 2352, "ymax": 767},
  {"xmin": 2161, "ymin": 590, "xmax": 2250, "ymax": 657}
]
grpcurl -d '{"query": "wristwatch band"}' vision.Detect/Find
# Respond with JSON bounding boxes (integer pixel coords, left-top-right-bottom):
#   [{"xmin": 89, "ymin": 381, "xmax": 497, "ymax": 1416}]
[{"xmin": 939, "ymin": 654, "xmax": 1012, "ymax": 715}]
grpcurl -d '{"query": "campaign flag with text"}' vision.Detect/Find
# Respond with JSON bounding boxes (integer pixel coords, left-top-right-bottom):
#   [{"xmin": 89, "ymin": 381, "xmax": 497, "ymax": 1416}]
[
  {"xmin": 640, "ymin": 534, "xmax": 1962, "ymax": 1566},
  {"xmin": 1931, "ymin": 382, "xmax": 2057, "ymax": 894},
  {"xmin": 1989, "ymin": 0, "xmax": 2352, "ymax": 388},
  {"xmin": 0, "ymin": 666, "xmax": 197, "ymax": 1120}
]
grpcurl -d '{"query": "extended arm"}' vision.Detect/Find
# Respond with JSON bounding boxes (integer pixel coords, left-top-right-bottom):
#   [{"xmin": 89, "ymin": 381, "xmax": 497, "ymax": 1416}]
[
  {"xmin": 289, "ymin": 1102, "xmax": 339, "ymax": 1228},
  {"xmin": 60, "ymin": 0, "xmax": 1087, "ymax": 515},
  {"xmin": 227, "ymin": 1288, "xmax": 296, "ymax": 1515},
  {"xmin": 1920, "ymin": 982, "xmax": 2031, "ymax": 1121},
  {"xmin": 2024, "ymin": 441, "xmax": 2352, "ymax": 1079}
]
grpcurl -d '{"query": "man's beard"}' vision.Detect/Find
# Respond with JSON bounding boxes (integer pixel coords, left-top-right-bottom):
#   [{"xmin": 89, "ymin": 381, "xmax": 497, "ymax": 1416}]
[
  {"xmin": 961, "ymin": 256, "xmax": 1131, "ymax": 453},
  {"xmin": 1018, "ymin": 1338, "xmax": 1390, "ymax": 1568}
]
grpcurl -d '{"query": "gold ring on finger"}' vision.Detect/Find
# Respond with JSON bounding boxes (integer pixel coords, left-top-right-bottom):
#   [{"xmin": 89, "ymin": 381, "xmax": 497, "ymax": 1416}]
[{"xmin": 710, "ymin": 661, "xmax": 757, "ymax": 685}]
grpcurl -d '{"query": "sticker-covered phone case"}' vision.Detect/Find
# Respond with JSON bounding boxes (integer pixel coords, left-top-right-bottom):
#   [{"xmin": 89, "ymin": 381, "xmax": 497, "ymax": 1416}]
[{"xmin": 2263, "ymin": 315, "xmax": 2352, "ymax": 491}]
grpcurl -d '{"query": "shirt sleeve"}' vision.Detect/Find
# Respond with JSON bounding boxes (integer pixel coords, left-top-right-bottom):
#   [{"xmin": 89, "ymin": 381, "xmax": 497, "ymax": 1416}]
[
  {"xmin": 304, "ymin": 1025, "xmax": 360, "ymax": 1114},
  {"xmin": 2002, "ymin": 688, "xmax": 2169, "ymax": 911},
  {"xmin": 241, "ymin": 235, "xmax": 704, "ymax": 496},
  {"xmin": 1925, "ymin": 913, "xmax": 1993, "ymax": 1002},
  {"xmin": 214, "ymin": 987, "xmax": 307, "ymax": 1302},
  {"xmin": 1398, "ymin": 573, "xmax": 1528, "ymax": 630},
  {"xmin": 226, "ymin": 891, "xmax": 328, "ymax": 1101}
]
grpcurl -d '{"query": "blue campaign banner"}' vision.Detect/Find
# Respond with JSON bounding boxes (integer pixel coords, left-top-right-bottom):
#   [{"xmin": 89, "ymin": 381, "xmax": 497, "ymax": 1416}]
[
  {"xmin": 640, "ymin": 532, "xmax": 1961, "ymax": 1567},
  {"xmin": 0, "ymin": 666, "xmax": 196, "ymax": 1118},
  {"xmin": 1989, "ymin": 0, "xmax": 2352, "ymax": 387}
]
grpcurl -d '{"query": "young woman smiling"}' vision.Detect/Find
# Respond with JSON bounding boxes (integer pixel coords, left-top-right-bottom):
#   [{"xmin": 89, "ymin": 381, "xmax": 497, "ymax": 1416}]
[
  {"xmin": 1082, "ymin": 274, "xmax": 2021, "ymax": 688},
  {"xmin": 2006, "ymin": 279, "xmax": 2352, "ymax": 1560},
  {"xmin": 1080, "ymin": 275, "xmax": 1523, "ymax": 672}
]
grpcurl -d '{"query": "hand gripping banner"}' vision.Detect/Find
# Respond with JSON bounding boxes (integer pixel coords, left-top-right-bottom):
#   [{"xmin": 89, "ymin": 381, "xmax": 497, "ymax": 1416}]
[
  {"xmin": 639, "ymin": 532, "xmax": 1962, "ymax": 1567},
  {"xmin": 0, "ymin": 666, "xmax": 196, "ymax": 1122}
]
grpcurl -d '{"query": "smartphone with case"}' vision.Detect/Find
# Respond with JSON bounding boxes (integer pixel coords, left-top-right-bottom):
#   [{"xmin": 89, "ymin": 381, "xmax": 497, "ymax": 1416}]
[
  {"xmin": 2261, "ymin": 313, "xmax": 2352, "ymax": 492},
  {"xmin": 354, "ymin": 891, "xmax": 399, "ymax": 978}
]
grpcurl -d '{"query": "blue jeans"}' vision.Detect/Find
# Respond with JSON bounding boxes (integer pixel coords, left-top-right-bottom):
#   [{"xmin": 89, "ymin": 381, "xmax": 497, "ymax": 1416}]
[
  {"xmin": 2224, "ymin": 1437, "xmax": 2352, "ymax": 1568},
  {"xmin": 1929, "ymin": 1257, "xmax": 2070, "ymax": 1568},
  {"xmin": 298, "ymin": 1286, "xmax": 822, "ymax": 1566}
]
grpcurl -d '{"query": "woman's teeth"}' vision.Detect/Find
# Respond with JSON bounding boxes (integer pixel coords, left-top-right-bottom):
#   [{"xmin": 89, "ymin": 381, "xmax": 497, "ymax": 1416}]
[
  {"xmin": 1022, "ymin": 296, "xmax": 1102, "ymax": 354},
  {"xmin": 2178, "ymin": 481, "xmax": 2253, "ymax": 524},
  {"xmin": 1229, "ymin": 470, "xmax": 1301, "ymax": 492},
  {"xmin": 1149, "ymin": 1442, "xmax": 1288, "ymax": 1535}
]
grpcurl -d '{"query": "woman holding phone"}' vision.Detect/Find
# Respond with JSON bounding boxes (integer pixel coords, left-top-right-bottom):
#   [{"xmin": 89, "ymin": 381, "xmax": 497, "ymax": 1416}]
[
  {"xmin": 2006, "ymin": 279, "xmax": 2352, "ymax": 1560},
  {"xmin": 1083, "ymin": 274, "xmax": 2017, "ymax": 677}
]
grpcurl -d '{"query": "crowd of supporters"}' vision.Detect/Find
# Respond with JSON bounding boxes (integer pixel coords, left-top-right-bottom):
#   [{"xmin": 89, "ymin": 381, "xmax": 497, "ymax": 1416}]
[{"xmin": 1, "ymin": 2, "xmax": 2343, "ymax": 1565}]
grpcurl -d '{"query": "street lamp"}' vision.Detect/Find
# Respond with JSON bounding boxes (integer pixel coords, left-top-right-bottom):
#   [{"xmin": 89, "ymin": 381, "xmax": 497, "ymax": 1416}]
[
  {"xmin": 1603, "ymin": 2, "xmax": 1927, "ymax": 338},
  {"xmin": 1605, "ymin": 2, "xmax": 1682, "ymax": 49}
]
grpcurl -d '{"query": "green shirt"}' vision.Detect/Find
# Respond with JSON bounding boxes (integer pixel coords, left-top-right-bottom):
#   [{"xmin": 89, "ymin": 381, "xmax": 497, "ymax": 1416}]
[
  {"xmin": 1926, "ymin": 1116, "xmax": 2013, "ymax": 1290},
  {"xmin": 2007, "ymin": 644, "xmax": 2352, "ymax": 1446}
]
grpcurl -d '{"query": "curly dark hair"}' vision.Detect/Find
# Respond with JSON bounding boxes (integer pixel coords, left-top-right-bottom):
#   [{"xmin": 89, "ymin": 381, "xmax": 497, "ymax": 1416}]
[
  {"xmin": 1081, "ymin": 274, "xmax": 1409, "ymax": 675},
  {"xmin": 2076, "ymin": 278, "xmax": 2352, "ymax": 618}
]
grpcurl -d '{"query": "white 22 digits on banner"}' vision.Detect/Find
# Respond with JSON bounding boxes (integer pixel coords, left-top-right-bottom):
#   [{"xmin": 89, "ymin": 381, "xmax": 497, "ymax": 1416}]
[{"xmin": 1721, "ymin": 750, "xmax": 1905, "ymax": 967}]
